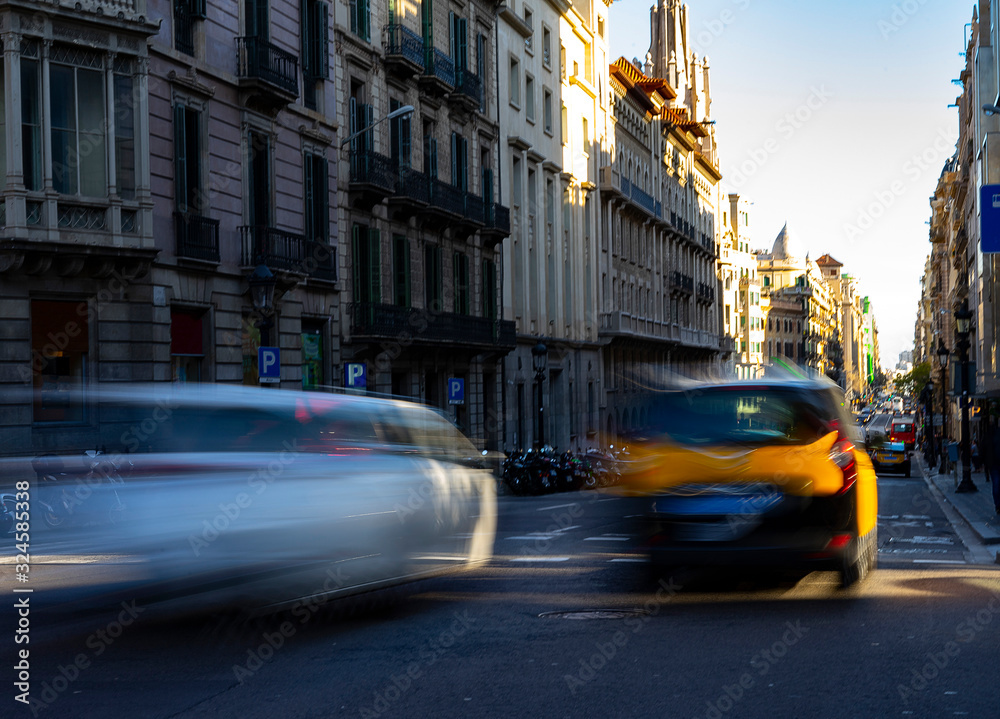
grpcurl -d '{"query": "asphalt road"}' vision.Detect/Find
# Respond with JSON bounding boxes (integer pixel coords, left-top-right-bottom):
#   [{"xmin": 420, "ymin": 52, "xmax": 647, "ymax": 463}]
[{"xmin": 5, "ymin": 467, "xmax": 1000, "ymax": 719}]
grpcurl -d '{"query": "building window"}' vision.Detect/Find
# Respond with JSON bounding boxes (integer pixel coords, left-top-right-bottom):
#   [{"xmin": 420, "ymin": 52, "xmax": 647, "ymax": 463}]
[
  {"xmin": 425, "ymin": 244, "xmax": 443, "ymax": 310},
  {"xmin": 303, "ymin": 150, "xmax": 329, "ymax": 244},
  {"xmin": 50, "ymin": 57, "xmax": 106, "ymax": 196},
  {"xmin": 301, "ymin": 322, "xmax": 324, "ymax": 390},
  {"xmin": 542, "ymin": 26, "xmax": 551, "ymax": 67},
  {"xmin": 451, "ymin": 132, "xmax": 468, "ymax": 191},
  {"xmin": 302, "ymin": 0, "xmax": 330, "ymax": 109},
  {"xmin": 171, "ymin": 309, "xmax": 205, "ymax": 383},
  {"xmin": 450, "ymin": 12, "xmax": 468, "ymax": 76},
  {"xmin": 114, "ymin": 73, "xmax": 136, "ymax": 199},
  {"xmin": 31, "ymin": 300, "xmax": 89, "ymax": 423},
  {"xmin": 561, "ymin": 104, "xmax": 568, "ymax": 145},
  {"xmin": 477, "ymin": 33, "xmax": 487, "ymax": 112},
  {"xmin": 543, "ymin": 88, "xmax": 552, "ymax": 134},
  {"xmin": 393, "ymin": 235, "xmax": 411, "ymax": 307},
  {"xmin": 423, "ymin": 127, "xmax": 438, "ymax": 178},
  {"xmin": 349, "ymin": 0, "xmax": 370, "ymax": 42},
  {"xmin": 524, "ymin": 8, "xmax": 533, "ymax": 52},
  {"xmin": 525, "ymin": 75, "xmax": 535, "ymax": 122},
  {"xmin": 453, "ymin": 251, "xmax": 470, "ymax": 315},
  {"xmin": 352, "ymin": 224, "xmax": 380, "ymax": 304},
  {"xmin": 20, "ymin": 54, "xmax": 42, "ymax": 191},
  {"xmin": 174, "ymin": 0, "xmax": 206, "ymax": 55},
  {"xmin": 390, "ymin": 98, "xmax": 412, "ymax": 168},
  {"xmin": 509, "ymin": 58, "xmax": 520, "ymax": 107},
  {"xmin": 174, "ymin": 104, "xmax": 202, "ymax": 211},
  {"xmin": 560, "ymin": 45, "xmax": 566, "ymax": 81},
  {"xmin": 482, "ymin": 258, "xmax": 497, "ymax": 320}
]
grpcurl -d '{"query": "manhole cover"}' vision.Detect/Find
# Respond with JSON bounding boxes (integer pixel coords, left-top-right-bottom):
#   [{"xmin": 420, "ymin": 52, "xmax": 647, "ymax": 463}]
[{"xmin": 538, "ymin": 609, "xmax": 650, "ymax": 620}]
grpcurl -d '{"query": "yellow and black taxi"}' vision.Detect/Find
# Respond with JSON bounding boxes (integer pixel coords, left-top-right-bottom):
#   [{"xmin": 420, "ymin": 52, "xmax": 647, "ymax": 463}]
[
  {"xmin": 619, "ymin": 376, "xmax": 878, "ymax": 587},
  {"xmin": 868, "ymin": 439, "xmax": 910, "ymax": 477}
]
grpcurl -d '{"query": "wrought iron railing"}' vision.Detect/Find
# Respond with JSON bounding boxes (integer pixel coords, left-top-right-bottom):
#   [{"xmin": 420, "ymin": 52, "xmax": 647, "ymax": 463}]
[
  {"xmin": 350, "ymin": 150, "xmax": 396, "ymax": 192},
  {"xmin": 385, "ymin": 24, "xmax": 424, "ymax": 67},
  {"xmin": 620, "ymin": 176, "xmax": 659, "ymax": 217},
  {"xmin": 175, "ymin": 212, "xmax": 220, "ymax": 262},
  {"xmin": 454, "ymin": 67, "xmax": 482, "ymax": 105},
  {"xmin": 428, "ymin": 177, "xmax": 465, "ymax": 215},
  {"xmin": 236, "ymin": 37, "xmax": 298, "ymax": 96},
  {"xmin": 392, "ymin": 165, "xmax": 430, "ymax": 204},
  {"xmin": 239, "ymin": 225, "xmax": 306, "ymax": 272},
  {"xmin": 423, "ymin": 46, "xmax": 455, "ymax": 87},
  {"xmin": 349, "ymin": 302, "xmax": 515, "ymax": 347},
  {"xmin": 671, "ymin": 271, "xmax": 694, "ymax": 293}
]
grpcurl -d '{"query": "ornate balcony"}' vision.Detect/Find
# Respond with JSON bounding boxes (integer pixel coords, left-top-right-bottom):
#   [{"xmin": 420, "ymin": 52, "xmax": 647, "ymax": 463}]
[
  {"xmin": 349, "ymin": 150, "xmax": 396, "ymax": 208},
  {"xmin": 239, "ymin": 225, "xmax": 307, "ymax": 273},
  {"xmin": 387, "ymin": 165, "xmax": 430, "ymax": 220},
  {"xmin": 482, "ymin": 203, "xmax": 511, "ymax": 245},
  {"xmin": 421, "ymin": 46, "xmax": 455, "ymax": 96},
  {"xmin": 236, "ymin": 37, "xmax": 298, "ymax": 108},
  {"xmin": 348, "ymin": 303, "xmax": 515, "ymax": 350},
  {"xmin": 671, "ymin": 270, "xmax": 694, "ymax": 294},
  {"xmin": 620, "ymin": 175, "xmax": 661, "ymax": 219},
  {"xmin": 175, "ymin": 212, "xmax": 220, "ymax": 263},
  {"xmin": 697, "ymin": 282, "xmax": 715, "ymax": 304},
  {"xmin": 384, "ymin": 24, "xmax": 424, "ymax": 78},
  {"xmin": 451, "ymin": 67, "xmax": 483, "ymax": 111}
]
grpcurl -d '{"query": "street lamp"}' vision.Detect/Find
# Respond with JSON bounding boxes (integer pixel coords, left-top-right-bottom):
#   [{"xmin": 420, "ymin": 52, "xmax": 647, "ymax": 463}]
[
  {"xmin": 531, "ymin": 342, "xmax": 548, "ymax": 449},
  {"xmin": 339, "ymin": 104, "xmax": 415, "ymax": 148},
  {"xmin": 937, "ymin": 339, "xmax": 949, "ymax": 474},
  {"xmin": 924, "ymin": 379, "xmax": 935, "ymax": 468},
  {"xmin": 249, "ymin": 263, "xmax": 276, "ymax": 348},
  {"xmin": 954, "ymin": 299, "xmax": 977, "ymax": 493}
]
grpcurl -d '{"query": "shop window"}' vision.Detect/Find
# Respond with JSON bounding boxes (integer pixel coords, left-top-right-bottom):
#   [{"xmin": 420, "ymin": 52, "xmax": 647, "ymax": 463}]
[
  {"xmin": 31, "ymin": 300, "xmax": 89, "ymax": 423},
  {"xmin": 301, "ymin": 323, "xmax": 324, "ymax": 390},
  {"xmin": 171, "ymin": 309, "xmax": 205, "ymax": 382}
]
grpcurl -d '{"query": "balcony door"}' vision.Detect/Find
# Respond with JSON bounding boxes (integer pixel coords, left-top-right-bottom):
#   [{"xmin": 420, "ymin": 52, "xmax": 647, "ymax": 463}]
[
  {"xmin": 248, "ymin": 130, "xmax": 271, "ymax": 228},
  {"xmin": 245, "ymin": 0, "xmax": 269, "ymax": 40}
]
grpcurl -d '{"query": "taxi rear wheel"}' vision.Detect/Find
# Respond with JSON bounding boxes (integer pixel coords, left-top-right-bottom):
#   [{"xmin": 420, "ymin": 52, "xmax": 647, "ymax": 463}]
[{"xmin": 840, "ymin": 527, "xmax": 877, "ymax": 588}]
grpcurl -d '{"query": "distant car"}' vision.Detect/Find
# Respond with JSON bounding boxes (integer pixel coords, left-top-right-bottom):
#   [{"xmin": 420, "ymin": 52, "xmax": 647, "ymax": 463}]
[
  {"xmin": 620, "ymin": 377, "xmax": 878, "ymax": 587},
  {"xmin": 869, "ymin": 440, "xmax": 910, "ymax": 477}
]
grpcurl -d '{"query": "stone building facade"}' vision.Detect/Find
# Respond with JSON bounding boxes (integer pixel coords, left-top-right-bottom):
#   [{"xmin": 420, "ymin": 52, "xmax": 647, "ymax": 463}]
[{"xmin": 334, "ymin": 0, "xmax": 513, "ymax": 448}]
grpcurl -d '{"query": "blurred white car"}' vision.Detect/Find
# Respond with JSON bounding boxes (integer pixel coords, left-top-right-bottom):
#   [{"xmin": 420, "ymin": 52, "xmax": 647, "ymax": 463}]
[{"xmin": 11, "ymin": 384, "xmax": 496, "ymax": 615}]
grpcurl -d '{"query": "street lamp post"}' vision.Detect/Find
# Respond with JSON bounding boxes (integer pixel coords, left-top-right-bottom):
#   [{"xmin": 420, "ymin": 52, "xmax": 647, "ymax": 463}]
[
  {"xmin": 924, "ymin": 379, "xmax": 936, "ymax": 468},
  {"xmin": 531, "ymin": 342, "xmax": 548, "ymax": 449},
  {"xmin": 954, "ymin": 300, "xmax": 977, "ymax": 493},
  {"xmin": 937, "ymin": 339, "xmax": 949, "ymax": 474},
  {"xmin": 339, "ymin": 105, "xmax": 415, "ymax": 148},
  {"xmin": 249, "ymin": 263, "xmax": 276, "ymax": 347}
]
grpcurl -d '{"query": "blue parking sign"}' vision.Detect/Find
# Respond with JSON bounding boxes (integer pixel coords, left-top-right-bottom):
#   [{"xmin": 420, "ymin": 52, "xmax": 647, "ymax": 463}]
[
  {"xmin": 980, "ymin": 184, "xmax": 1000, "ymax": 253},
  {"xmin": 448, "ymin": 378, "xmax": 464, "ymax": 405},
  {"xmin": 344, "ymin": 362, "xmax": 366, "ymax": 389},
  {"xmin": 258, "ymin": 347, "xmax": 280, "ymax": 384}
]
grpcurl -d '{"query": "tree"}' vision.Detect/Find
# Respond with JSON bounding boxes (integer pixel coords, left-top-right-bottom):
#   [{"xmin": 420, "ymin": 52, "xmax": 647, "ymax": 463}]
[{"xmin": 894, "ymin": 362, "xmax": 930, "ymax": 398}]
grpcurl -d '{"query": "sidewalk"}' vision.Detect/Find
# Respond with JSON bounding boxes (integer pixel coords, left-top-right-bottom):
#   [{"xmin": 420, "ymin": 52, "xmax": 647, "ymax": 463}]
[{"xmin": 915, "ymin": 453, "xmax": 1000, "ymax": 561}]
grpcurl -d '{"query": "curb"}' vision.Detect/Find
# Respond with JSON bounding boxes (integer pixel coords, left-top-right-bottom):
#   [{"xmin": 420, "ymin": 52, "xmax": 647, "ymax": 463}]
[{"xmin": 915, "ymin": 455, "xmax": 1000, "ymax": 562}]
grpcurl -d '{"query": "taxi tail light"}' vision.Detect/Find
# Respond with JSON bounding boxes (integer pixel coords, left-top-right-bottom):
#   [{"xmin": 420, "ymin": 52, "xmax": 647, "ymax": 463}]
[{"xmin": 828, "ymin": 432, "xmax": 858, "ymax": 494}]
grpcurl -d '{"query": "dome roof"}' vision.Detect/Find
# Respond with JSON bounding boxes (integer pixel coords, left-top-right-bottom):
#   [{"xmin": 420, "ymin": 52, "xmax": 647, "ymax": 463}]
[{"xmin": 771, "ymin": 222, "xmax": 792, "ymax": 259}]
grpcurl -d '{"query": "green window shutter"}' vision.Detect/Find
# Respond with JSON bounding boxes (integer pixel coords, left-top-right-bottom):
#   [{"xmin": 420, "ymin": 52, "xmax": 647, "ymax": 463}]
[
  {"xmin": 400, "ymin": 114, "xmax": 411, "ymax": 168},
  {"xmin": 301, "ymin": 0, "xmax": 311, "ymax": 76},
  {"xmin": 352, "ymin": 224, "xmax": 363, "ymax": 303},
  {"xmin": 303, "ymin": 152, "xmax": 315, "ymax": 240},
  {"xmin": 362, "ymin": 0, "xmax": 370, "ymax": 41},
  {"xmin": 313, "ymin": 1, "xmax": 329, "ymax": 78},
  {"xmin": 350, "ymin": 0, "xmax": 358, "ymax": 36},
  {"xmin": 251, "ymin": 0, "xmax": 269, "ymax": 41},
  {"xmin": 453, "ymin": 251, "xmax": 460, "ymax": 313},
  {"xmin": 317, "ymin": 155, "xmax": 329, "ymax": 243},
  {"xmin": 421, "ymin": 0, "xmax": 433, "ymax": 66},
  {"xmin": 191, "ymin": 0, "xmax": 206, "ymax": 19},
  {"xmin": 450, "ymin": 133, "xmax": 457, "ymax": 187},
  {"xmin": 368, "ymin": 227, "xmax": 381, "ymax": 304},
  {"xmin": 173, "ymin": 104, "xmax": 188, "ymax": 212},
  {"xmin": 457, "ymin": 17, "xmax": 467, "ymax": 72},
  {"xmin": 449, "ymin": 11, "xmax": 456, "ymax": 61}
]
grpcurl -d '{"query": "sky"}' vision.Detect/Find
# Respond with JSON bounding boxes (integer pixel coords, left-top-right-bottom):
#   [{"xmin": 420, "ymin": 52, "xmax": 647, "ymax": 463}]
[{"xmin": 609, "ymin": 0, "xmax": 975, "ymax": 369}]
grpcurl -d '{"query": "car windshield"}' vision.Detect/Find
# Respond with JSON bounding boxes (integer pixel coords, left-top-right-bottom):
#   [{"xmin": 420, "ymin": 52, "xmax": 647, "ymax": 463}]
[{"xmin": 641, "ymin": 386, "xmax": 835, "ymax": 447}]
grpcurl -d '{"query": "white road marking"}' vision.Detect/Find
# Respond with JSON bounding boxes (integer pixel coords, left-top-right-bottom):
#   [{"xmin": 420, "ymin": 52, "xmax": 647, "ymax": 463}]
[
  {"xmin": 510, "ymin": 556, "xmax": 571, "ymax": 562},
  {"xmin": 902, "ymin": 515, "xmax": 931, "ymax": 520},
  {"xmin": 583, "ymin": 536, "xmax": 631, "ymax": 541},
  {"xmin": 911, "ymin": 559, "xmax": 966, "ymax": 564},
  {"xmin": 537, "ymin": 503, "xmax": 578, "ymax": 511},
  {"xmin": 890, "ymin": 536, "xmax": 955, "ymax": 545},
  {"xmin": 609, "ymin": 558, "xmax": 646, "ymax": 563}
]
